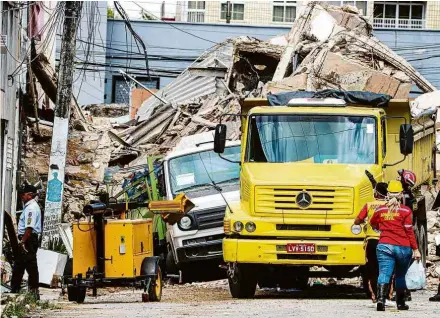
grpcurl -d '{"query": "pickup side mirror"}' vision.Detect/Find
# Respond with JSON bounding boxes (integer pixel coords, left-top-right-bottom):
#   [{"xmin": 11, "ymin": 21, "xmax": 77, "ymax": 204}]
[
  {"xmin": 399, "ymin": 124, "xmax": 414, "ymax": 156},
  {"xmin": 214, "ymin": 124, "xmax": 227, "ymax": 154}
]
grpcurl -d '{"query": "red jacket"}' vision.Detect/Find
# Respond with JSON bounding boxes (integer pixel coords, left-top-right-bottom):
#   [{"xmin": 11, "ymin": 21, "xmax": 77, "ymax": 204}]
[{"xmin": 369, "ymin": 204, "xmax": 418, "ymax": 250}]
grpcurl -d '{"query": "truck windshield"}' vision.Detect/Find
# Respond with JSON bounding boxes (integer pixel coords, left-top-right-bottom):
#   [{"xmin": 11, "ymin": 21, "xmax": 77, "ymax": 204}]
[
  {"xmin": 247, "ymin": 115, "xmax": 376, "ymax": 164},
  {"xmin": 169, "ymin": 146, "xmax": 241, "ymax": 196}
]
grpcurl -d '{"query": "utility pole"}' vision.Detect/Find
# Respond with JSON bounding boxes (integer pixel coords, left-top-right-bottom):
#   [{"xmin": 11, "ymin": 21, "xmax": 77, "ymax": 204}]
[
  {"xmin": 226, "ymin": 1, "xmax": 231, "ymax": 24},
  {"xmin": 42, "ymin": 1, "xmax": 82, "ymax": 248}
]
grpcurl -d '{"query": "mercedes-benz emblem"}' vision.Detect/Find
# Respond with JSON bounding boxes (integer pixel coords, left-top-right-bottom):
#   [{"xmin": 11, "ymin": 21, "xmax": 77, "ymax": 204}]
[{"xmin": 296, "ymin": 191, "xmax": 312, "ymax": 209}]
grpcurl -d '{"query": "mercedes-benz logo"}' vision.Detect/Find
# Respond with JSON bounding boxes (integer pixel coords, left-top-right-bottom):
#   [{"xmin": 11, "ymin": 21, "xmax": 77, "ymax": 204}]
[{"xmin": 296, "ymin": 191, "xmax": 312, "ymax": 209}]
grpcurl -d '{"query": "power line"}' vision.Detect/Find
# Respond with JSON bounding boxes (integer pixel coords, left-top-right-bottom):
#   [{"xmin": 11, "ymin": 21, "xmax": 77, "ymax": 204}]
[{"xmin": 114, "ymin": 1, "xmax": 151, "ymax": 80}]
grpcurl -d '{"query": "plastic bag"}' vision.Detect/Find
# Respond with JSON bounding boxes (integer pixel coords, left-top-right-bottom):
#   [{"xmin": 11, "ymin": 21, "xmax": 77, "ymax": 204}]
[{"xmin": 405, "ymin": 260, "xmax": 426, "ymax": 290}]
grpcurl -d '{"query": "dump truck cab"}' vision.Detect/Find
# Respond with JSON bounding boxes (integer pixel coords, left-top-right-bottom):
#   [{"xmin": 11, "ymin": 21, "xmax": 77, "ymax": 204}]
[
  {"xmin": 214, "ymin": 94, "xmax": 434, "ymax": 298},
  {"xmin": 163, "ymin": 133, "xmax": 241, "ymax": 282}
]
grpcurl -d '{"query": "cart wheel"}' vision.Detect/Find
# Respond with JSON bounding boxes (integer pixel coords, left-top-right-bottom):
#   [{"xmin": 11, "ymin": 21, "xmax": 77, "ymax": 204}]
[
  {"xmin": 76, "ymin": 287, "xmax": 86, "ymax": 303},
  {"xmin": 148, "ymin": 267, "xmax": 162, "ymax": 302}
]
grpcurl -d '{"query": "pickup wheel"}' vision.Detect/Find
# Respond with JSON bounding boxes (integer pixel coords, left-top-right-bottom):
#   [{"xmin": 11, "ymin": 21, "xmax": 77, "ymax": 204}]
[{"xmin": 228, "ymin": 264, "xmax": 257, "ymax": 299}]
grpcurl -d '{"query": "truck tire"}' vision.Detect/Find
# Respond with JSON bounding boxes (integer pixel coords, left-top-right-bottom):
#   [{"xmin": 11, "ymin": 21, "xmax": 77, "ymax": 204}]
[
  {"xmin": 228, "ymin": 264, "xmax": 257, "ymax": 299},
  {"xmin": 416, "ymin": 222, "xmax": 428, "ymax": 267}
]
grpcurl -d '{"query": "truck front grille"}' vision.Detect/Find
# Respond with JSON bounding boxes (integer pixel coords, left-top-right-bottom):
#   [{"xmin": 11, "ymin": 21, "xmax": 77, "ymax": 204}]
[
  {"xmin": 255, "ymin": 186, "xmax": 353, "ymax": 216},
  {"xmin": 192, "ymin": 207, "xmax": 226, "ymax": 231},
  {"xmin": 276, "ymin": 224, "xmax": 331, "ymax": 231}
]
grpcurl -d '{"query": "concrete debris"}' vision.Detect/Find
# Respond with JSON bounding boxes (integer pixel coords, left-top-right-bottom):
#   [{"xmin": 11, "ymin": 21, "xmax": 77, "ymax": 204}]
[{"xmin": 83, "ymin": 103, "xmax": 129, "ymax": 118}]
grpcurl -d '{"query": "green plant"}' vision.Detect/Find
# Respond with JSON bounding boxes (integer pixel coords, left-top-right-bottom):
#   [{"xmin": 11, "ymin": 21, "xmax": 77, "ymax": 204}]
[
  {"xmin": 107, "ymin": 7, "xmax": 114, "ymax": 18},
  {"xmin": 1, "ymin": 293, "xmax": 60, "ymax": 318},
  {"xmin": 46, "ymin": 237, "xmax": 67, "ymax": 255}
]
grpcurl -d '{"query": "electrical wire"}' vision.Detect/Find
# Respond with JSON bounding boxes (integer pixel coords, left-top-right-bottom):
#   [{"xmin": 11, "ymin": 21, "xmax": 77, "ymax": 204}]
[{"xmin": 114, "ymin": 1, "xmax": 151, "ymax": 80}]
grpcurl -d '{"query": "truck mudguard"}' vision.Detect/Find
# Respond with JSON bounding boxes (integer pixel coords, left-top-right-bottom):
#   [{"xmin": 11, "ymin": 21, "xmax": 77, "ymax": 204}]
[{"xmin": 141, "ymin": 256, "xmax": 160, "ymax": 276}]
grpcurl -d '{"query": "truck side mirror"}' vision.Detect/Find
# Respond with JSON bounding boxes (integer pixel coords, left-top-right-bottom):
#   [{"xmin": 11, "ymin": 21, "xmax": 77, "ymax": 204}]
[
  {"xmin": 214, "ymin": 124, "xmax": 227, "ymax": 154},
  {"xmin": 399, "ymin": 124, "xmax": 414, "ymax": 156}
]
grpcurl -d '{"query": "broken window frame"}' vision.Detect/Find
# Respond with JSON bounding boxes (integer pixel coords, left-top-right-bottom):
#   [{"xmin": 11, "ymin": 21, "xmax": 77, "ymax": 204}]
[
  {"xmin": 272, "ymin": 1, "xmax": 297, "ymax": 23},
  {"xmin": 326, "ymin": 1, "xmax": 368, "ymax": 16},
  {"xmin": 373, "ymin": 1, "xmax": 426, "ymax": 29},
  {"xmin": 220, "ymin": 1, "xmax": 245, "ymax": 21},
  {"xmin": 187, "ymin": 1, "xmax": 206, "ymax": 23}
]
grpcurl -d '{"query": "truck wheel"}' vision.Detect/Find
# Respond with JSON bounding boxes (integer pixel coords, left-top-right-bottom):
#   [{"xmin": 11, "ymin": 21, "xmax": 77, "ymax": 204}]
[
  {"xmin": 148, "ymin": 267, "xmax": 163, "ymax": 302},
  {"xmin": 76, "ymin": 287, "xmax": 86, "ymax": 303},
  {"xmin": 416, "ymin": 222, "xmax": 427, "ymax": 267},
  {"xmin": 228, "ymin": 263, "xmax": 257, "ymax": 299}
]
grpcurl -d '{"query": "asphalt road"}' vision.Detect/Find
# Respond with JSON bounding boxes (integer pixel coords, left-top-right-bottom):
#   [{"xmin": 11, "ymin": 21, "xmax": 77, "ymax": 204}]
[{"xmin": 38, "ymin": 280, "xmax": 440, "ymax": 318}]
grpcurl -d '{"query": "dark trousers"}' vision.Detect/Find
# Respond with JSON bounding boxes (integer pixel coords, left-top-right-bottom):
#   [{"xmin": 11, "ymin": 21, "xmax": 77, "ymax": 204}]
[{"xmin": 10, "ymin": 234, "xmax": 39, "ymax": 293}]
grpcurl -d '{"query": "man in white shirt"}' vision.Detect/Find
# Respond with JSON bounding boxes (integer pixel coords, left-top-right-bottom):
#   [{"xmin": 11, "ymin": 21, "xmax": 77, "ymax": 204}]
[{"xmin": 10, "ymin": 184, "xmax": 41, "ymax": 298}]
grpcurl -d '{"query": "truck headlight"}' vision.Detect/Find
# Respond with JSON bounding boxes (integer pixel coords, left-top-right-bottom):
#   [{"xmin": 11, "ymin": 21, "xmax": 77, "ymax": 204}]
[
  {"xmin": 351, "ymin": 224, "xmax": 362, "ymax": 235},
  {"xmin": 179, "ymin": 216, "xmax": 192, "ymax": 230},
  {"xmin": 245, "ymin": 222, "xmax": 256, "ymax": 233},
  {"xmin": 233, "ymin": 221, "xmax": 243, "ymax": 232}
]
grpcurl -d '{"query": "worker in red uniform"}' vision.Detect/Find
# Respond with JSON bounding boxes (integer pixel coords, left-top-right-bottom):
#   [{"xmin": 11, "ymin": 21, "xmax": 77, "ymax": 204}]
[
  {"xmin": 354, "ymin": 182, "xmax": 388, "ymax": 303},
  {"xmin": 370, "ymin": 180, "xmax": 421, "ymax": 312}
]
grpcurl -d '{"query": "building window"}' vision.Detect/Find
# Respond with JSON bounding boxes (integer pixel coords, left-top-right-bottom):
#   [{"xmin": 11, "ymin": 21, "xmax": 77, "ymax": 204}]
[
  {"xmin": 273, "ymin": 1, "xmax": 297, "ymax": 23},
  {"xmin": 326, "ymin": 1, "xmax": 367, "ymax": 16},
  {"xmin": 220, "ymin": 2, "xmax": 244, "ymax": 21},
  {"xmin": 373, "ymin": 2, "xmax": 425, "ymax": 29},
  {"xmin": 112, "ymin": 76, "xmax": 159, "ymax": 104},
  {"xmin": 188, "ymin": 1, "xmax": 205, "ymax": 23}
]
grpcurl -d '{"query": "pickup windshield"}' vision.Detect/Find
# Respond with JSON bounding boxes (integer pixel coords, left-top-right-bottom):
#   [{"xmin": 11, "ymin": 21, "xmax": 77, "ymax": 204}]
[
  {"xmin": 247, "ymin": 115, "xmax": 376, "ymax": 164},
  {"xmin": 169, "ymin": 146, "xmax": 241, "ymax": 196}
]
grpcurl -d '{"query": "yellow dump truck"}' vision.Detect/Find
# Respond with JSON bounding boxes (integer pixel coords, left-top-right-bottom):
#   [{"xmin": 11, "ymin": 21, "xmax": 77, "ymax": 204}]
[{"xmin": 213, "ymin": 92, "xmax": 435, "ymax": 298}]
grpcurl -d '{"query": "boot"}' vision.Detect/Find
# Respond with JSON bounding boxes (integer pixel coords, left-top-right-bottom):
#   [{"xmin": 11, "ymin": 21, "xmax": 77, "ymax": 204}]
[
  {"xmin": 396, "ymin": 289, "xmax": 409, "ymax": 310},
  {"xmin": 376, "ymin": 284, "xmax": 388, "ymax": 311},
  {"xmin": 429, "ymin": 284, "xmax": 440, "ymax": 302}
]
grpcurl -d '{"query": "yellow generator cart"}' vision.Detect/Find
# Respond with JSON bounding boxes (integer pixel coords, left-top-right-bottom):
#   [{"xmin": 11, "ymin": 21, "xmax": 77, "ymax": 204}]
[{"xmin": 65, "ymin": 194, "xmax": 194, "ymax": 303}]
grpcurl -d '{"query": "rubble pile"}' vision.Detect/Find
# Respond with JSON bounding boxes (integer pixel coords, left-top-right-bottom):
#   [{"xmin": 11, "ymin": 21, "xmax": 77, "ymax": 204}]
[
  {"xmin": 427, "ymin": 207, "xmax": 440, "ymax": 286},
  {"xmin": 23, "ymin": 120, "xmax": 113, "ymax": 218},
  {"xmin": 108, "ymin": 2, "xmax": 435, "ymax": 164}
]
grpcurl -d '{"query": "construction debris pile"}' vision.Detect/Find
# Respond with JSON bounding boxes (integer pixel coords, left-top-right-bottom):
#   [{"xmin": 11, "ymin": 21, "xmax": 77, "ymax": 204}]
[{"xmin": 107, "ymin": 2, "xmax": 435, "ymax": 164}]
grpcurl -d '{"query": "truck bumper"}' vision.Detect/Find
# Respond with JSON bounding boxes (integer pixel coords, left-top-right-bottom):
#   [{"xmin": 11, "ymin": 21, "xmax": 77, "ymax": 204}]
[
  {"xmin": 176, "ymin": 240, "xmax": 223, "ymax": 264},
  {"xmin": 223, "ymin": 238, "xmax": 366, "ymax": 265}
]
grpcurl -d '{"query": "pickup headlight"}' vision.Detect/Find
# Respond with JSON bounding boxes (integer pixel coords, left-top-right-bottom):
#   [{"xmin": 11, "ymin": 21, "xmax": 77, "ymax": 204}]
[
  {"xmin": 179, "ymin": 216, "xmax": 192, "ymax": 230},
  {"xmin": 351, "ymin": 224, "xmax": 362, "ymax": 235}
]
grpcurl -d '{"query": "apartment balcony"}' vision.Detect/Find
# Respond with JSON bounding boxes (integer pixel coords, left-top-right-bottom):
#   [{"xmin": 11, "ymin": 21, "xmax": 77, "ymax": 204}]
[{"xmin": 373, "ymin": 18, "xmax": 425, "ymax": 29}]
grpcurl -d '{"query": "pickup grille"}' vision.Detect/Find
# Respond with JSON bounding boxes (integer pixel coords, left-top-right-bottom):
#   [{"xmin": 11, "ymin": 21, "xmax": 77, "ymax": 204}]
[
  {"xmin": 191, "ymin": 207, "xmax": 226, "ymax": 231},
  {"xmin": 255, "ymin": 186, "xmax": 353, "ymax": 215}
]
